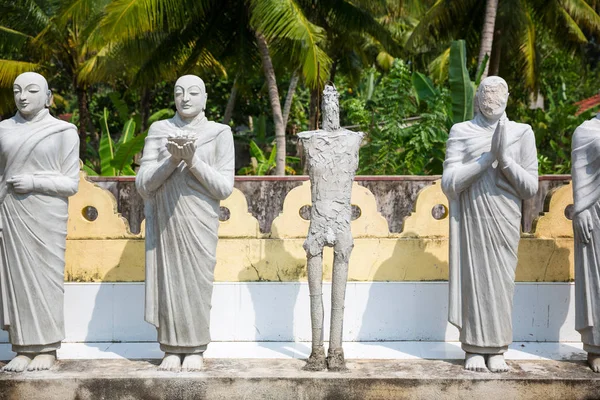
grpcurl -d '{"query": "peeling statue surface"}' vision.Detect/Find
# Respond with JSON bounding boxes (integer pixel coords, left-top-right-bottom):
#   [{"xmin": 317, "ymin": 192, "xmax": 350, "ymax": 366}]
[
  {"xmin": 0, "ymin": 72, "xmax": 80, "ymax": 372},
  {"xmin": 136, "ymin": 75, "xmax": 235, "ymax": 372},
  {"xmin": 441, "ymin": 76, "xmax": 538, "ymax": 373},
  {"xmin": 572, "ymin": 115, "xmax": 600, "ymax": 373},
  {"xmin": 298, "ymin": 85, "xmax": 363, "ymax": 371}
]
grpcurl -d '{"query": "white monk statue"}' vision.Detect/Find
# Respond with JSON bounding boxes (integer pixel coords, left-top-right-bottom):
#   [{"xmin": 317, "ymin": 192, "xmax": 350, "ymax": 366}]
[
  {"xmin": 298, "ymin": 85, "xmax": 363, "ymax": 371},
  {"xmin": 442, "ymin": 76, "xmax": 538, "ymax": 373},
  {"xmin": 0, "ymin": 72, "xmax": 80, "ymax": 372},
  {"xmin": 136, "ymin": 75, "xmax": 234, "ymax": 371},
  {"xmin": 572, "ymin": 114, "xmax": 600, "ymax": 372}
]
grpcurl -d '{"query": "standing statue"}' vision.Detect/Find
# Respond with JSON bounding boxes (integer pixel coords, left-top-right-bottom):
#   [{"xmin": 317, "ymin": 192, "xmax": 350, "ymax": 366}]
[
  {"xmin": 572, "ymin": 114, "xmax": 600, "ymax": 373},
  {"xmin": 299, "ymin": 85, "xmax": 363, "ymax": 371},
  {"xmin": 442, "ymin": 76, "xmax": 538, "ymax": 372},
  {"xmin": 0, "ymin": 72, "xmax": 80, "ymax": 372},
  {"xmin": 136, "ymin": 75, "xmax": 235, "ymax": 372}
]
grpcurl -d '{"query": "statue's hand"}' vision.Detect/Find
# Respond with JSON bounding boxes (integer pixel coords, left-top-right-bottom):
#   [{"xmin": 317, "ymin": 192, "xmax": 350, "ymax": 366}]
[
  {"xmin": 494, "ymin": 117, "xmax": 511, "ymax": 167},
  {"xmin": 575, "ymin": 209, "xmax": 594, "ymax": 244},
  {"xmin": 166, "ymin": 140, "xmax": 183, "ymax": 162},
  {"xmin": 7, "ymin": 175, "xmax": 34, "ymax": 194},
  {"xmin": 180, "ymin": 141, "xmax": 196, "ymax": 163}
]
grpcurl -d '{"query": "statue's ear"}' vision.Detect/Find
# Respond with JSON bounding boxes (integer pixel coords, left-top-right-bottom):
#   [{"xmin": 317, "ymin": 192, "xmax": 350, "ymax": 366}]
[{"xmin": 45, "ymin": 90, "xmax": 53, "ymax": 108}]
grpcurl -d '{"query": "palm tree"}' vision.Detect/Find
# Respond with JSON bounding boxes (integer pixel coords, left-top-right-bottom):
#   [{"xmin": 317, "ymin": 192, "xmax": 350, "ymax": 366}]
[
  {"xmin": 406, "ymin": 0, "xmax": 600, "ymax": 93},
  {"xmin": 98, "ymin": 0, "xmax": 331, "ymax": 175},
  {"xmin": 0, "ymin": 0, "xmax": 116, "ymax": 161}
]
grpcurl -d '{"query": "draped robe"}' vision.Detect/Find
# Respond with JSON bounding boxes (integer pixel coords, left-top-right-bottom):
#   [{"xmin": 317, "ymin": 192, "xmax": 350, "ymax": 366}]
[
  {"xmin": 136, "ymin": 114, "xmax": 234, "ymax": 353},
  {"xmin": 572, "ymin": 117, "xmax": 600, "ymax": 354},
  {"xmin": 442, "ymin": 119, "xmax": 538, "ymax": 354},
  {"xmin": 0, "ymin": 109, "xmax": 79, "ymax": 353}
]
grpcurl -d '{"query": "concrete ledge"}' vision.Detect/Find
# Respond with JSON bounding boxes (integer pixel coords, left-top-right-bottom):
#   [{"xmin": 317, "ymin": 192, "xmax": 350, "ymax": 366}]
[{"xmin": 1, "ymin": 359, "xmax": 600, "ymax": 399}]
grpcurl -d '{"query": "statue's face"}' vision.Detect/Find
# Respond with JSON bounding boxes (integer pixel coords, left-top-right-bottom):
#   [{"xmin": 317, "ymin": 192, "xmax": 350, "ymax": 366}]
[
  {"xmin": 174, "ymin": 75, "xmax": 207, "ymax": 119},
  {"xmin": 477, "ymin": 83, "xmax": 508, "ymax": 120},
  {"xmin": 13, "ymin": 72, "xmax": 51, "ymax": 117}
]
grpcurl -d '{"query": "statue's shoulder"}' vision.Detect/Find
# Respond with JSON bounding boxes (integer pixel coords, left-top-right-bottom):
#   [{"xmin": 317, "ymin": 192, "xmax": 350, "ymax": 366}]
[
  {"xmin": 207, "ymin": 121, "xmax": 232, "ymax": 134},
  {"xmin": 0, "ymin": 118, "xmax": 13, "ymax": 128},
  {"xmin": 147, "ymin": 119, "xmax": 172, "ymax": 136},
  {"xmin": 509, "ymin": 120, "xmax": 532, "ymax": 132},
  {"xmin": 448, "ymin": 121, "xmax": 473, "ymax": 137}
]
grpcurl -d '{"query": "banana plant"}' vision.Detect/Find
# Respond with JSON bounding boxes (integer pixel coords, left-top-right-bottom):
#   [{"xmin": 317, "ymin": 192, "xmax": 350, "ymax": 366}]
[
  {"xmin": 238, "ymin": 140, "xmax": 299, "ymax": 175},
  {"xmin": 86, "ymin": 96, "xmax": 174, "ymax": 176}
]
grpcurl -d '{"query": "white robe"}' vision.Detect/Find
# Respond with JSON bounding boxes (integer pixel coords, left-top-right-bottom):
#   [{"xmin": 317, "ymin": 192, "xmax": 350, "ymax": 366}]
[
  {"xmin": 572, "ymin": 117, "xmax": 600, "ymax": 353},
  {"xmin": 442, "ymin": 119, "xmax": 538, "ymax": 353},
  {"xmin": 136, "ymin": 114, "xmax": 234, "ymax": 353},
  {"xmin": 0, "ymin": 109, "xmax": 79, "ymax": 352}
]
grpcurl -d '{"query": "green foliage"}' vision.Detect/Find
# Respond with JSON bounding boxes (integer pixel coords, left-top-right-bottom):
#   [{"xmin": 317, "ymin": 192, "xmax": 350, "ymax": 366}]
[
  {"xmin": 448, "ymin": 40, "xmax": 473, "ymax": 124},
  {"xmin": 238, "ymin": 140, "xmax": 299, "ymax": 175},
  {"xmin": 340, "ymin": 60, "xmax": 450, "ymax": 175},
  {"xmin": 94, "ymin": 93, "xmax": 174, "ymax": 176}
]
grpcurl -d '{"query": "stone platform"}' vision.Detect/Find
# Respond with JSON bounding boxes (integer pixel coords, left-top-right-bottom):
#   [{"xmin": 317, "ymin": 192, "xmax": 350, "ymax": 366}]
[{"xmin": 1, "ymin": 358, "xmax": 600, "ymax": 400}]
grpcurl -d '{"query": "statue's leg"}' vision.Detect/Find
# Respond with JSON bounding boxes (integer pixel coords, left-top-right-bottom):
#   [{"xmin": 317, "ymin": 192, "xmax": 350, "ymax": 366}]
[
  {"xmin": 303, "ymin": 236, "xmax": 326, "ymax": 371},
  {"xmin": 327, "ymin": 232, "xmax": 353, "ymax": 371}
]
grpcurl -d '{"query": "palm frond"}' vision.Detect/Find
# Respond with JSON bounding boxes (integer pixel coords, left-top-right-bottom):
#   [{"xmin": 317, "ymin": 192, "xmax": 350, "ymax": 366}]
[
  {"xmin": 560, "ymin": 0, "xmax": 600, "ymax": 35},
  {"xmin": 250, "ymin": 0, "xmax": 331, "ymax": 89},
  {"xmin": 0, "ymin": 59, "xmax": 43, "ymax": 88},
  {"xmin": 519, "ymin": 8, "xmax": 538, "ymax": 93}
]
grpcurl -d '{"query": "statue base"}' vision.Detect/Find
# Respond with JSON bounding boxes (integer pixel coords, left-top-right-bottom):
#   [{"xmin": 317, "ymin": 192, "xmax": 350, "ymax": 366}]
[{"xmin": 1, "ymin": 358, "xmax": 599, "ymax": 399}]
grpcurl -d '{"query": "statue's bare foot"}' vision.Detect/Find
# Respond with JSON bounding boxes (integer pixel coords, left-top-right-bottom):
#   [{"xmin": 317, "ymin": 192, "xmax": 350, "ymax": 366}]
[
  {"xmin": 1, "ymin": 354, "xmax": 32, "ymax": 372},
  {"xmin": 326, "ymin": 347, "xmax": 347, "ymax": 372},
  {"xmin": 158, "ymin": 353, "xmax": 181, "ymax": 372},
  {"xmin": 26, "ymin": 353, "xmax": 56, "ymax": 371},
  {"xmin": 486, "ymin": 354, "xmax": 509, "ymax": 373},
  {"xmin": 464, "ymin": 353, "xmax": 487, "ymax": 372},
  {"xmin": 181, "ymin": 354, "xmax": 203, "ymax": 371},
  {"xmin": 303, "ymin": 347, "xmax": 326, "ymax": 371},
  {"xmin": 588, "ymin": 353, "xmax": 600, "ymax": 373}
]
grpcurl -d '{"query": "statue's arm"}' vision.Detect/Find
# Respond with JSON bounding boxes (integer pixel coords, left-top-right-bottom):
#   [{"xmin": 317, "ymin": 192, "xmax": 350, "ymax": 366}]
[
  {"xmin": 498, "ymin": 128, "xmax": 538, "ymax": 199},
  {"xmin": 441, "ymin": 130, "xmax": 494, "ymax": 199},
  {"xmin": 31, "ymin": 128, "xmax": 80, "ymax": 197},
  {"xmin": 135, "ymin": 127, "xmax": 179, "ymax": 198},
  {"xmin": 187, "ymin": 128, "xmax": 235, "ymax": 200}
]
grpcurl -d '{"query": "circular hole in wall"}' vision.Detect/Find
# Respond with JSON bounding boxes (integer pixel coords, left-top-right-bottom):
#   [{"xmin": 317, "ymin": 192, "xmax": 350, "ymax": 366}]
[
  {"xmin": 299, "ymin": 205, "xmax": 311, "ymax": 220},
  {"xmin": 82, "ymin": 206, "xmax": 98, "ymax": 222},
  {"xmin": 219, "ymin": 207, "xmax": 231, "ymax": 222},
  {"xmin": 351, "ymin": 205, "xmax": 362, "ymax": 221},
  {"xmin": 431, "ymin": 204, "xmax": 449, "ymax": 220},
  {"xmin": 564, "ymin": 204, "xmax": 574, "ymax": 221}
]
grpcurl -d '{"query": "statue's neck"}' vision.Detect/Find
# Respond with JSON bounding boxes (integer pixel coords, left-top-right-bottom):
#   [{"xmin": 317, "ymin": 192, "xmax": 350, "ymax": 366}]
[
  {"xmin": 473, "ymin": 113, "xmax": 501, "ymax": 130},
  {"xmin": 17, "ymin": 108, "xmax": 49, "ymax": 123},
  {"xmin": 175, "ymin": 112, "xmax": 207, "ymax": 127}
]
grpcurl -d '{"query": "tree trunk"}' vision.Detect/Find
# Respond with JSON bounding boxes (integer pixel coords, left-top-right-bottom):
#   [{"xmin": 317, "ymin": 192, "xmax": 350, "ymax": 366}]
[
  {"xmin": 223, "ymin": 76, "xmax": 239, "ymax": 125},
  {"xmin": 477, "ymin": 0, "xmax": 499, "ymax": 80},
  {"xmin": 282, "ymin": 70, "xmax": 299, "ymax": 128},
  {"xmin": 255, "ymin": 31, "xmax": 286, "ymax": 175},
  {"xmin": 309, "ymin": 89, "xmax": 319, "ymax": 130},
  {"xmin": 489, "ymin": 31, "xmax": 502, "ymax": 77},
  {"xmin": 140, "ymin": 87, "xmax": 152, "ymax": 133},
  {"xmin": 76, "ymin": 85, "xmax": 94, "ymax": 163},
  {"xmin": 330, "ymin": 60, "xmax": 338, "ymax": 84}
]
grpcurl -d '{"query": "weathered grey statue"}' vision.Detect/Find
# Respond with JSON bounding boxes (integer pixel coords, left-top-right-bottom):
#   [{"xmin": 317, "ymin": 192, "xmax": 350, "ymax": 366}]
[
  {"xmin": 442, "ymin": 76, "xmax": 538, "ymax": 373},
  {"xmin": 0, "ymin": 72, "xmax": 80, "ymax": 372},
  {"xmin": 572, "ymin": 114, "xmax": 600, "ymax": 373},
  {"xmin": 136, "ymin": 75, "xmax": 235, "ymax": 372},
  {"xmin": 298, "ymin": 85, "xmax": 363, "ymax": 371}
]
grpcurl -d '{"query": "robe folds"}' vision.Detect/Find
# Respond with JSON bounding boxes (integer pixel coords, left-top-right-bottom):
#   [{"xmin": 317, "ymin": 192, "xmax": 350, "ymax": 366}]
[
  {"xmin": 0, "ymin": 109, "xmax": 79, "ymax": 352},
  {"xmin": 442, "ymin": 119, "xmax": 538, "ymax": 354},
  {"xmin": 572, "ymin": 117, "xmax": 600, "ymax": 353},
  {"xmin": 136, "ymin": 114, "xmax": 234, "ymax": 353}
]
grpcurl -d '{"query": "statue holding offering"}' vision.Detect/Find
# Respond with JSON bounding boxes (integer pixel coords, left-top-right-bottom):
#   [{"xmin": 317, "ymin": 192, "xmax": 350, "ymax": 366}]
[{"xmin": 136, "ymin": 75, "xmax": 235, "ymax": 372}]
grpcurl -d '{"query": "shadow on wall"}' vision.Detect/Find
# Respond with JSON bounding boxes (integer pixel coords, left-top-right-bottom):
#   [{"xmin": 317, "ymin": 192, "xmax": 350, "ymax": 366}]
[
  {"xmin": 356, "ymin": 233, "xmax": 451, "ymax": 354},
  {"xmin": 237, "ymin": 241, "xmax": 304, "ymax": 357}
]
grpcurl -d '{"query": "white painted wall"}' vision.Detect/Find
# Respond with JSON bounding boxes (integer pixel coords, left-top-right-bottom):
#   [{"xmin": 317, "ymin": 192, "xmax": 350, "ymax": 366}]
[{"xmin": 0, "ymin": 282, "xmax": 578, "ymax": 344}]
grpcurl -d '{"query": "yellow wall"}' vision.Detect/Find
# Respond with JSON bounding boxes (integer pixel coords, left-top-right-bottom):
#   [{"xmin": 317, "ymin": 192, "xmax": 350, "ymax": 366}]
[{"xmin": 65, "ymin": 174, "xmax": 575, "ymax": 282}]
